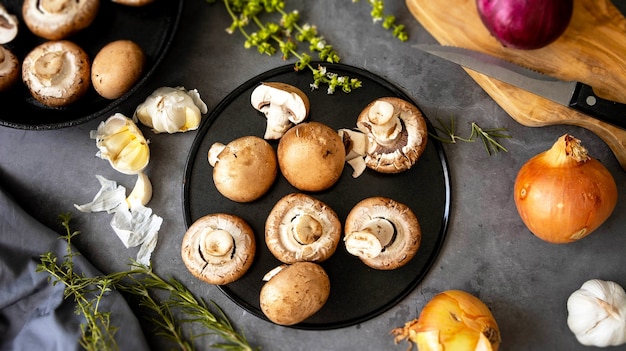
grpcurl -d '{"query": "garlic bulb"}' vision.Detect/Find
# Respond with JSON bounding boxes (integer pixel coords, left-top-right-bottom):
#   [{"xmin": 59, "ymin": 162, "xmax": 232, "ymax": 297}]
[
  {"xmin": 567, "ymin": 279, "xmax": 626, "ymax": 347},
  {"xmin": 92, "ymin": 113, "xmax": 150, "ymax": 175},
  {"xmin": 133, "ymin": 86, "xmax": 208, "ymax": 134}
]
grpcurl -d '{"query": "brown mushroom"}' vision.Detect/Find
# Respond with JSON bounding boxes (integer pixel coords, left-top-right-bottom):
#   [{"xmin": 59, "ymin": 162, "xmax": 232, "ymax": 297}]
[
  {"xmin": 181, "ymin": 213, "xmax": 256, "ymax": 285},
  {"xmin": 0, "ymin": 5, "xmax": 19, "ymax": 44},
  {"xmin": 265, "ymin": 193, "xmax": 341, "ymax": 263},
  {"xmin": 250, "ymin": 82, "xmax": 310, "ymax": 140},
  {"xmin": 22, "ymin": 0, "xmax": 100, "ymax": 40},
  {"xmin": 21, "ymin": 40, "xmax": 91, "ymax": 107},
  {"xmin": 208, "ymin": 135, "xmax": 278, "ymax": 203},
  {"xmin": 91, "ymin": 40, "xmax": 145, "ymax": 100},
  {"xmin": 277, "ymin": 121, "xmax": 345, "ymax": 192},
  {"xmin": 260, "ymin": 262, "xmax": 330, "ymax": 326},
  {"xmin": 0, "ymin": 45, "xmax": 19, "ymax": 92},
  {"xmin": 111, "ymin": 0, "xmax": 155, "ymax": 6},
  {"xmin": 344, "ymin": 197, "xmax": 421, "ymax": 270},
  {"xmin": 340, "ymin": 97, "xmax": 428, "ymax": 176}
]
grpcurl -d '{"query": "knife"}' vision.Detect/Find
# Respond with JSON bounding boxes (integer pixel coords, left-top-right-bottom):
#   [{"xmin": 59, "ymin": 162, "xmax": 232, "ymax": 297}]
[{"xmin": 413, "ymin": 44, "xmax": 626, "ymax": 130}]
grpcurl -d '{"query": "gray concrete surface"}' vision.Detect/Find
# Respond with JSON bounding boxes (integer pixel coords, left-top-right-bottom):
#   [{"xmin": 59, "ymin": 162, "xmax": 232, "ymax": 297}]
[{"xmin": 1, "ymin": 1, "xmax": 625, "ymax": 350}]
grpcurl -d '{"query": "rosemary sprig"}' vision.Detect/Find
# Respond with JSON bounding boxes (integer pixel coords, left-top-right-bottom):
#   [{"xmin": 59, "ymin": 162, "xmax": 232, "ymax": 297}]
[
  {"xmin": 209, "ymin": 0, "xmax": 362, "ymax": 94},
  {"xmin": 37, "ymin": 214, "xmax": 257, "ymax": 351},
  {"xmin": 430, "ymin": 117, "xmax": 511, "ymax": 155}
]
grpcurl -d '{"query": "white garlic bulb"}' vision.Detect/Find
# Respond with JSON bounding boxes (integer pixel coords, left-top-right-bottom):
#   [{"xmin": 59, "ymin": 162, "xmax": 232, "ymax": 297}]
[
  {"xmin": 92, "ymin": 113, "xmax": 150, "ymax": 175},
  {"xmin": 567, "ymin": 279, "xmax": 626, "ymax": 347},
  {"xmin": 133, "ymin": 86, "xmax": 208, "ymax": 134}
]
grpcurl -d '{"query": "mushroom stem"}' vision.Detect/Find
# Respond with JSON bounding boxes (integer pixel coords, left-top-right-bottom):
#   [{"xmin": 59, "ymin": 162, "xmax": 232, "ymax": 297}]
[
  {"xmin": 201, "ymin": 229, "xmax": 235, "ymax": 257},
  {"xmin": 290, "ymin": 214, "xmax": 323, "ymax": 245},
  {"xmin": 344, "ymin": 218, "xmax": 396, "ymax": 259},
  {"xmin": 367, "ymin": 100, "xmax": 402, "ymax": 144},
  {"xmin": 40, "ymin": 0, "xmax": 72, "ymax": 14}
]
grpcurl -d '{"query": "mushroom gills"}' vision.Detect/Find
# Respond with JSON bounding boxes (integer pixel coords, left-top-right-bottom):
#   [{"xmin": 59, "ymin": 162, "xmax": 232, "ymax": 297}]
[
  {"xmin": 344, "ymin": 217, "xmax": 397, "ymax": 259},
  {"xmin": 250, "ymin": 82, "xmax": 309, "ymax": 140}
]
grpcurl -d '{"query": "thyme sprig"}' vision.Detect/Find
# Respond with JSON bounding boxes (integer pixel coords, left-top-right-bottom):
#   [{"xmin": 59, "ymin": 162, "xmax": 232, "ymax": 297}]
[
  {"xmin": 430, "ymin": 117, "xmax": 511, "ymax": 155},
  {"xmin": 38, "ymin": 213, "xmax": 120, "ymax": 351},
  {"xmin": 208, "ymin": 0, "xmax": 363, "ymax": 94},
  {"xmin": 37, "ymin": 214, "xmax": 257, "ymax": 351},
  {"xmin": 354, "ymin": 0, "xmax": 409, "ymax": 41}
]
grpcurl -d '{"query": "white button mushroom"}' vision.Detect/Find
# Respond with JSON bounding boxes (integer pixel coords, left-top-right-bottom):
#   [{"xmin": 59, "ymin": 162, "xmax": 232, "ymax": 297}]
[
  {"xmin": 134, "ymin": 86, "xmax": 208, "ymax": 134},
  {"xmin": 250, "ymin": 82, "xmax": 310, "ymax": 139},
  {"xmin": 181, "ymin": 213, "xmax": 256, "ymax": 285},
  {"xmin": 265, "ymin": 193, "xmax": 342, "ymax": 263},
  {"xmin": 0, "ymin": 5, "xmax": 19, "ymax": 44},
  {"xmin": 91, "ymin": 113, "xmax": 150, "ymax": 175},
  {"xmin": 22, "ymin": 0, "xmax": 100, "ymax": 40},
  {"xmin": 344, "ymin": 197, "xmax": 421, "ymax": 270},
  {"xmin": 0, "ymin": 45, "xmax": 19, "ymax": 92}
]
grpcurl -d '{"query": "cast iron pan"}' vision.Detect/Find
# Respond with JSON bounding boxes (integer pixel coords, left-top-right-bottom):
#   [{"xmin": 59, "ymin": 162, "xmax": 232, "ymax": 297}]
[
  {"xmin": 183, "ymin": 63, "xmax": 451, "ymax": 330},
  {"xmin": 0, "ymin": 0, "xmax": 183, "ymax": 130}
]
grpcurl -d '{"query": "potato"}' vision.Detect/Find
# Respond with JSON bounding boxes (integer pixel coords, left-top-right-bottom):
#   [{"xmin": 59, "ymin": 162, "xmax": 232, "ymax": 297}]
[{"xmin": 91, "ymin": 40, "xmax": 145, "ymax": 99}]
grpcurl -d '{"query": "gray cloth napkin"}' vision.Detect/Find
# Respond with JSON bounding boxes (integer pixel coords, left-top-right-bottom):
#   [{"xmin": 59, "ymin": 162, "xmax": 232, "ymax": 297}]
[{"xmin": 0, "ymin": 185, "xmax": 150, "ymax": 351}]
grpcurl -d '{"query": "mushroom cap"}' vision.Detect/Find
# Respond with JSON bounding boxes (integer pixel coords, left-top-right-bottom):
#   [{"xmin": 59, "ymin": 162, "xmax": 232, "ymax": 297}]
[
  {"xmin": 250, "ymin": 81, "xmax": 310, "ymax": 139},
  {"xmin": 265, "ymin": 193, "xmax": 341, "ymax": 263},
  {"xmin": 111, "ymin": 0, "xmax": 155, "ymax": 6},
  {"xmin": 260, "ymin": 262, "xmax": 330, "ymax": 326},
  {"xmin": 0, "ymin": 45, "xmax": 19, "ymax": 92},
  {"xmin": 344, "ymin": 197, "xmax": 421, "ymax": 270},
  {"xmin": 181, "ymin": 213, "xmax": 256, "ymax": 285},
  {"xmin": 209, "ymin": 135, "xmax": 278, "ymax": 203},
  {"xmin": 356, "ymin": 97, "xmax": 428, "ymax": 174},
  {"xmin": 0, "ymin": 5, "xmax": 19, "ymax": 44},
  {"xmin": 22, "ymin": 0, "xmax": 100, "ymax": 40},
  {"xmin": 91, "ymin": 40, "xmax": 145, "ymax": 100},
  {"xmin": 277, "ymin": 121, "xmax": 345, "ymax": 192},
  {"xmin": 21, "ymin": 40, "xmax": 91, "ymax": 107}
]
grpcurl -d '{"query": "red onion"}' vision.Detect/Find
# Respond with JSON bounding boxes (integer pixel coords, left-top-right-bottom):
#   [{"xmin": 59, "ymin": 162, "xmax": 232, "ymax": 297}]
[{"xmin": 476, "ymin": 0, "xmax": 574, "ymax": 50}]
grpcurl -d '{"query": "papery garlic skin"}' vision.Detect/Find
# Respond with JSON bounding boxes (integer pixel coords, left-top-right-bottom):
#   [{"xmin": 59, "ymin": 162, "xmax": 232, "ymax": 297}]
[
  {"xmin": 92, "ymin": 113, "xmax": 150, "ymax": 175},
  {"xmin": 567, "ymin": 279, "xmax": 626, "ymax": 347},
  {"xmin": 133, "ymin": 86, "xmax": 208, "ymax": 134}
]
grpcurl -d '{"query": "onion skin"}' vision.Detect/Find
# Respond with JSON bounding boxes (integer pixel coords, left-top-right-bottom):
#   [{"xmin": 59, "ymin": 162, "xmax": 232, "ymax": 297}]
[
  {"xmin": 392, "ymin": 290, "xmax": 501, "ymax": 351},
  {"xmin": 476, "ymin": 0, "xmax": 573, "ymax": 50},
  {"xmin": 514, "ymin": 134, "xmax": 618, "ymax": 244}
]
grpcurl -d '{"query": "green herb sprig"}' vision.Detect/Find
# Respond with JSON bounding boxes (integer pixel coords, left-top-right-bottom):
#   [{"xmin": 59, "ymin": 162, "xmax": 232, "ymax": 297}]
[
  {"xmin": 430, "ymin": 117, "xmax": 511, "ymax": 155},
  {"xmin": 208, "ymin": 0, "xmax": 365, "ymax": 94},
  {"xmin": 354, "ymin": 0, "xmax": 409, "ymax": 41},
  {"xmin": 37, "ymin": 214, "xmax": 257, "ymax": 351}
]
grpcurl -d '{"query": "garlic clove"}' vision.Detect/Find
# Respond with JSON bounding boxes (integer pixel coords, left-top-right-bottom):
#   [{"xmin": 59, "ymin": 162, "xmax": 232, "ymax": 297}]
[
  {"xmin": 126, "ymin": 172, "xmax": 152, "ymax": 208},
  {"xmin": 93, "ymin": 113, "xmax": 150, "ymax": 175},
  {"xmin": 133, "ymin": 86, "xmax": 207, "ymax": 134}
]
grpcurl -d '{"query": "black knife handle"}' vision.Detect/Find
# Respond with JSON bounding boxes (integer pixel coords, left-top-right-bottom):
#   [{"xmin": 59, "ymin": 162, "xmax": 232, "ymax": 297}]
[{"xmin": 569, "ymin": 83, "xmax": 626, "ymax": 130}]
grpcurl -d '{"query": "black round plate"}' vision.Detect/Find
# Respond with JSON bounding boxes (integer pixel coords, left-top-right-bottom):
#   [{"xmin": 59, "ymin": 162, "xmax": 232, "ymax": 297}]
[
  {"xmin": 183, "ymin": 63, "xmax": 451, "ymax": 330},
  {"xmin": 0, "ymin": 0, "xmax": 183, "ymax": 130}
]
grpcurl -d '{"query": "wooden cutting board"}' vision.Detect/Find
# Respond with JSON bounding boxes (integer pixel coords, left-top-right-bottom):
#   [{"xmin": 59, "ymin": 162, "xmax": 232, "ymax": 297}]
[{"xmin": 406, "ymin": 0, "xmax": 626, "ymax": 170}]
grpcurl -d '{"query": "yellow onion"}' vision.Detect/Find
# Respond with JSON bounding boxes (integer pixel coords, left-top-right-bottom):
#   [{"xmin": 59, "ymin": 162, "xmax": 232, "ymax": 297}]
[
  {"xmin": 392, "ymin": 290, "xmax": 501, "ymax": 351},
  {"xmin": 514, "ymin": 134, "xmax": 617, "ymax": 244}
]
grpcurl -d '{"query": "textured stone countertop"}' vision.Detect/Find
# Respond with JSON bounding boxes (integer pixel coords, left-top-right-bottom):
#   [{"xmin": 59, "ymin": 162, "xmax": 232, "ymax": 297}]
[{"xmin": 1, "ymin": 1, "xmax": 625, "ymax": 350}]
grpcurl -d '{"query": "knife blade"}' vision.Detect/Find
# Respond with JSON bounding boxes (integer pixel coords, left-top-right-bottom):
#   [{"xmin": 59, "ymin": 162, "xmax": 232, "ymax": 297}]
[{"xmin": 413, "ymin": 44, "xmax": 626, "ymax": 130}]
